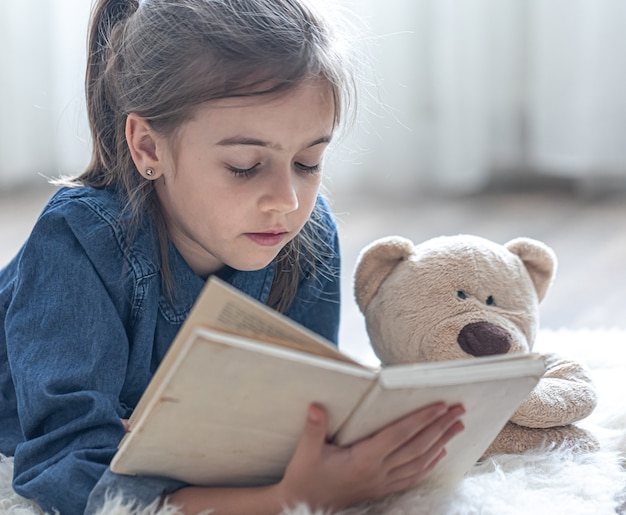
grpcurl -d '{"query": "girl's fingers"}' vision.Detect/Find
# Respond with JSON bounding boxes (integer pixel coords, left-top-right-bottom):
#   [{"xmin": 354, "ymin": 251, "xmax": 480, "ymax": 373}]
[
  {"xmin": 383, "ymin": 406, "xmax": 465, "ymax": 471},
  {"xmin": 291, "ymin": 404, "xmax": 329, "ymax": 462},
  {"xmin": 384, "ymin": 448, "xmax": 448, "ymax": 493},
  {"xmin": 397, "ymin": 405, "xmax": 465, "ymax": 457},
  {"xmin": 359, "ymin": 402, "xmax": 451, "ymax": 457},
  {"xmin": 386, "ymin": 419, "xmax": 465, "ymax": 483}
]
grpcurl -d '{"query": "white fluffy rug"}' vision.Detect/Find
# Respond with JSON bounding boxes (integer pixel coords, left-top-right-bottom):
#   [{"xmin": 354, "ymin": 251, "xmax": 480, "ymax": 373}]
[{"xmin": 1, "ymin": 329, "xmax": 625, "ymax": 515}]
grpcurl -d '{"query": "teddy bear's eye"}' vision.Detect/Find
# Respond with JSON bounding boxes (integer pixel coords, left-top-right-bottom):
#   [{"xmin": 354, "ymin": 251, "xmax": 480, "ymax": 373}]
[
  {"xmin": 457, "ymin": 291, "xmax": 468, "ymax": 300},
  {"xmin": 486, "ymin": 295, "xmax": 495, "ymax": 306}
]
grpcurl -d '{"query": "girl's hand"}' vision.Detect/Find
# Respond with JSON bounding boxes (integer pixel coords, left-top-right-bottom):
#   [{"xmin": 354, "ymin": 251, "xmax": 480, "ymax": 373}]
[{"xmin": 278, "ymin": 402, "xmax": 465, "ymax": 511}]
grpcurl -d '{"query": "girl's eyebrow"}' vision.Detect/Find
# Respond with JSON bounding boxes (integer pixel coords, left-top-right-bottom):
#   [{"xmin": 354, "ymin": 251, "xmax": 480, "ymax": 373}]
[{"xmin": 216, "ymin": 135, "xmax": 332, "ymax": 150}]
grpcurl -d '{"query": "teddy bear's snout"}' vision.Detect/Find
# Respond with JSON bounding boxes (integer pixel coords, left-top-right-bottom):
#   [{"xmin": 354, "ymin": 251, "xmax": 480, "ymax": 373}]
[{"xmin": 457, "ymin": 321, "xmax": 512, "ymax": 357}]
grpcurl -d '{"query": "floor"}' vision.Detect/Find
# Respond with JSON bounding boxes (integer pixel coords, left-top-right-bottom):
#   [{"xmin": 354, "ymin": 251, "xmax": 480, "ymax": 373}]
[{"xmin": 2, "ymin": 180, "xmax": 625, "ymax": 364}]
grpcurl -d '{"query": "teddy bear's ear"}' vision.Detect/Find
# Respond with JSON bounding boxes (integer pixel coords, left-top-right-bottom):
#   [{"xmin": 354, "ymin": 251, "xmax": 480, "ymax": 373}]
[
  {"xmin": 505, "ymin": 237, "xmax": 557, "ymax": 302},
  {"xmin": 354, "ymin": 236, "xmax": 415, "ymax": 313}
]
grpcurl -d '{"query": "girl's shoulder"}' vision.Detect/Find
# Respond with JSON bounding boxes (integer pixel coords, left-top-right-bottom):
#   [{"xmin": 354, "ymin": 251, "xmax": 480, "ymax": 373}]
[
  {"xmin": 34, "ymin": 186, "xmax": 161, "ymax": 278},
  {"xmin": 45, "ymin": 185, "xmax": 124, "ymax": 221}
]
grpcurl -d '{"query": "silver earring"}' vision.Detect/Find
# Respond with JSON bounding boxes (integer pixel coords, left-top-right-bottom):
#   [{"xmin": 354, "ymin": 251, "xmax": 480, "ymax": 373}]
[{"xmin": 145, "ymin": 168, "xmax": 154, "ymax": 177}]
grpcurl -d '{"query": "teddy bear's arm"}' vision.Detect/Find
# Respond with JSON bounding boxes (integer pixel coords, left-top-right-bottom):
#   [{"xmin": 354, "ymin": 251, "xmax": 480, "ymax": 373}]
[{"xmin": 509, "ymin": 352, "xmax": 598, "ymax": 428}]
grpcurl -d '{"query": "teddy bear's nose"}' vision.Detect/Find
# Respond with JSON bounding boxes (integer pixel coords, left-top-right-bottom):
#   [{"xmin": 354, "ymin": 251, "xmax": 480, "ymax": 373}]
[{"xmin": 457, "ymin": 321, "xmax": 512, "ymax": 357}]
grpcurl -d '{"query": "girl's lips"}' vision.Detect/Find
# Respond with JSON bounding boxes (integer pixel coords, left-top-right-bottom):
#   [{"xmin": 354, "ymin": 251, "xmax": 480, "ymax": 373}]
[{"xmin": 245, "ymin": 232, "xmax": 287, "ymax": 247}]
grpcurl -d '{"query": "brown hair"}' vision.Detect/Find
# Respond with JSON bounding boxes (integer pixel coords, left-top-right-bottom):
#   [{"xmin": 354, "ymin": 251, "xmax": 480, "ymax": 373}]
[{"xmin": 62, "ymin": 0, "xmax": 359, "ymax": 311}]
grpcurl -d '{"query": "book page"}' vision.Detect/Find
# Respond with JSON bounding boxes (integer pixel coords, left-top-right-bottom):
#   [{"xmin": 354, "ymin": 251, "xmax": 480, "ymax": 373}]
[
  {"xmin": 184, "ymin": 277, "xmax": 360, "ymax": 365},
  {"xmin": 113, "ymin": 327, "xmax": 376, "ymax": 486}
]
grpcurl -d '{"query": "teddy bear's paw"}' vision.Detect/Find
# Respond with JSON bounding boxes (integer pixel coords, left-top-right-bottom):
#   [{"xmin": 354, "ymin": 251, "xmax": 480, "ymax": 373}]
[
  {"xmin": 556, "ymin": 425, "xmax": 600, "ymax": 453},
  {"xmin": 510, "ymin": 352, "xmax": 598, "ymax": 427},
  {"xmin": 479, "ymin": 422, "xmax": 600, "ymax": 460}
]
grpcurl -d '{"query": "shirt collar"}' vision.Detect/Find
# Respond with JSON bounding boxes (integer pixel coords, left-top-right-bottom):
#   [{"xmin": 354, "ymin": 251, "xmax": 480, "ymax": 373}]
[{"xmin": 159, "ymin": 241, "xmax": 276, "ymax": 323}]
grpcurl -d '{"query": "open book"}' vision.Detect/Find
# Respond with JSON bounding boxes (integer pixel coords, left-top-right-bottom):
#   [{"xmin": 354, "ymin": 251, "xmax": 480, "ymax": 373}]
[{"xmin": 111, "ymin": 277, "xmax": 545, "ymax": 488}]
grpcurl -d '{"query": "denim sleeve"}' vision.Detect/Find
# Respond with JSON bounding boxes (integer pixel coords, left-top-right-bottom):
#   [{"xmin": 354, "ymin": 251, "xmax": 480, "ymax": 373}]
[
  {"xmin": 5, "ymin": 208, "xmax": 164, "ymax": 514},
  {"xmin": 85, "ymin": 469, "xmax": 187, "ymax": 514}
]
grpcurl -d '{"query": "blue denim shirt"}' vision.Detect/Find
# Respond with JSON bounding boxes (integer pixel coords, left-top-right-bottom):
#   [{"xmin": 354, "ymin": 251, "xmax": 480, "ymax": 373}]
[{"xmin": 0, "ymin": 186, "xmax": 341, "ymax": 515}]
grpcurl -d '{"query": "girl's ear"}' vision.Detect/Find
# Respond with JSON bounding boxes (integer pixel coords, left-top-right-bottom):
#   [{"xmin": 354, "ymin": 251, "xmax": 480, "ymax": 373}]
[{"xmin": 125, "ymin": 113, "xmax": 162, "ymax": 180}]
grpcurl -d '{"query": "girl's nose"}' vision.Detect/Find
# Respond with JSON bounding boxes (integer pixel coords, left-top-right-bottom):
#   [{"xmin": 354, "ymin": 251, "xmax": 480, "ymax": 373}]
[{"xmin": 258, "ymin": 166, "xmax": 299, "ymax": 214}]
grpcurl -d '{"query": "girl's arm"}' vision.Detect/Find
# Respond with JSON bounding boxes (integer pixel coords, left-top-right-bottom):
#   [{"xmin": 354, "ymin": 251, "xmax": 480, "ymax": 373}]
[
  {"xmin": 7, "ymin": 190, "xmax": 186, "ymax": 515},
  {"xmin": 166, "ymin": 402, "xmax": 465, "ymax": 514}
]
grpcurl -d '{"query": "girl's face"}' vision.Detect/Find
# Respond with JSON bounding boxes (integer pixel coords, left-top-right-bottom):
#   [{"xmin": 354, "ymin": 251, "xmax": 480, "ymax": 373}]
[{"xmin": 154, "ymin": 79, "xmax": 336, "ymax": 277}]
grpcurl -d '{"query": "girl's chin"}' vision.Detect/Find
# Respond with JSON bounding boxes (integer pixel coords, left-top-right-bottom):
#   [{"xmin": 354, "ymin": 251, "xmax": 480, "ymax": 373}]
[{"xmin": 228, "ymin": 252, "xmax": 283, "ymax": 272}]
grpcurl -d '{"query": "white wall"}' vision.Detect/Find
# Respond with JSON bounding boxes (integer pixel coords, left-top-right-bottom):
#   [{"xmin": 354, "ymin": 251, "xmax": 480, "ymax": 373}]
[
  {"xmin": 527, "ymin": 0, "xmax": 626, "ymax": 178},
  {"xmin": 0, "ymin": 1, "xmax": 92, "ymax": 188},
  {"xmin": 328, "ymin": 0, "xmax": 530, "ymax": 195}
]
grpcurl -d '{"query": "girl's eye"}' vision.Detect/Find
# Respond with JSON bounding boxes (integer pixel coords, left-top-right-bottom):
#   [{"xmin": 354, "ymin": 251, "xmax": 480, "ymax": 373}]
[
  {"xmin": 457, "ymin": 291, "xmax": 467, "ymax": 300},
  {"xmin": 295, "ymin": 162, "xmax": 321, "ymax": 174},
  {"xmin": 486, "ymin": 295, "xmax": 495, "ymax": 306},
  {"xmin": 227, "ymin": 164, "xmax": 259, "ymax": 178}
]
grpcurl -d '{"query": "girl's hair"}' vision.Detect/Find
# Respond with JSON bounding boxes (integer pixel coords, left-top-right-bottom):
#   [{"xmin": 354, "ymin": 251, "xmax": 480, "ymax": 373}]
[{"xmin": 66, "ymin": 0, "xmax": 359, "ymax": 311}]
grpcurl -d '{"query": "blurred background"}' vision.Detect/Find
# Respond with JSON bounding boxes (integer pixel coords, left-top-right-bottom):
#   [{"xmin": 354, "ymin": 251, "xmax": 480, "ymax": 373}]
[{"xmin": 1, "ymin": 1, "xmax": 625, "ymax": 362}]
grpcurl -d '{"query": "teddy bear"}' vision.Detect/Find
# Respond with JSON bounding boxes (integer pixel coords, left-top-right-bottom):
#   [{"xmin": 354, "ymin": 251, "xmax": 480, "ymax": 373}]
[{"xmin": 353, "ymin": 234, "xmax": 599, "ymax": 457}]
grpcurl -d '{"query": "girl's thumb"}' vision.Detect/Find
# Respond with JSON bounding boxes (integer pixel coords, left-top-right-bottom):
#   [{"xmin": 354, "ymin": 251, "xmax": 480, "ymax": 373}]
[{"xmin": 299, "ymin": 403, "xmax": 329, "ymax": 454}]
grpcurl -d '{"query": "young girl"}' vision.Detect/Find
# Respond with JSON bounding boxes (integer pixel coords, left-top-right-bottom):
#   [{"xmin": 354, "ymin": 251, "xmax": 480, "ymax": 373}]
[{"xmin": 0, "ymin": 0, "xmax": 465, "ymax": 513}]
